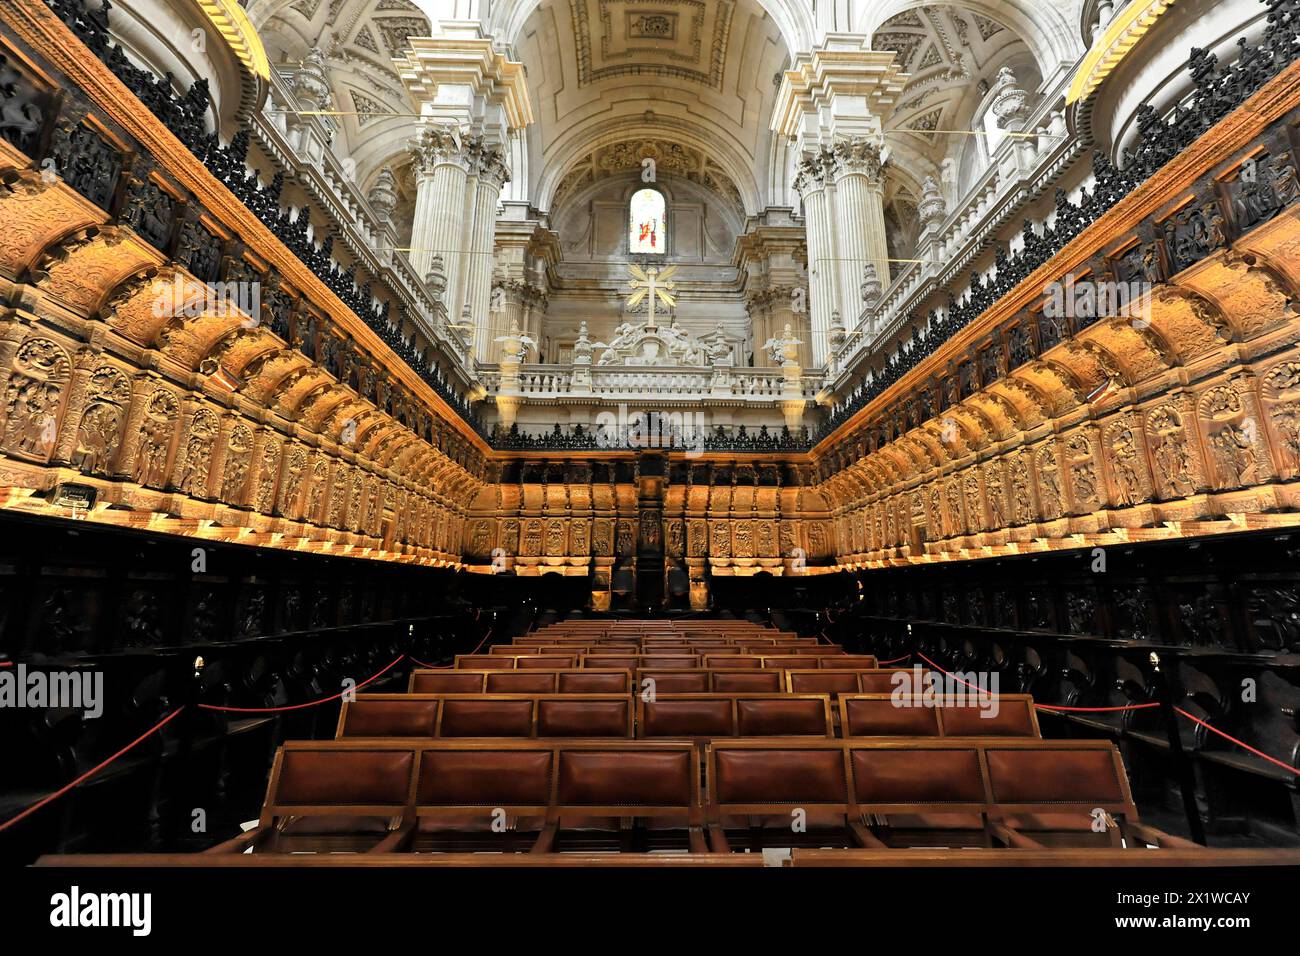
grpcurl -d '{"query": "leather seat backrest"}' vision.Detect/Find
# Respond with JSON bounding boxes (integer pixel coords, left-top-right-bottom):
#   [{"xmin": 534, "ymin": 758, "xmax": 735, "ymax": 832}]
[
  {"xmin": 941, "ymin": 696, "xmax": 1039, "ymax": 737},
  {"xmin": 274, "ymin": 746, "xmax": 414, "ymax": 811},
  {"xmin": 438, "ymin": 698, "xmax": 534, "ymax": 737},
  {"xmin": 582, "ymin": 655, "xmax": 639, "ymax": 670},
  {"xmin": 821, "ymin": 655, "xmax": 879, "ymax": 668},
  {"xmin": 860, "ymin": 670, "xmax": 911, "ymax": 693},
  {"xmin": 556, "ymin": 746, "xmax": 694, "ymax": 812},
  {"xmin": 736, "ymin": 697, "xmax": 831, "ymax": 736},
  {"xmin": 559, "ymin": 671, "xmax": 631, "ymax": 693},
  {"xmin": 848, "ymin": 744, "xmax": 986, "ymax": 807},
  {"xmin": 706, "ymin": 654, "xmax": 762, "ymax": 669},
  {"xmin": 410, "ymin": 672, "xmax": 484, "ymax": 694},
  {"xmin": 640, "ymin": 670, "xmax": 709, "ymax": 693},
  {"xmin": 711, "ymin": 670, "xmax": 783, "ymax": 693},
  {"xmin": 710, "ymin": 744, "xmax": 847, "ymax": 807},
  {"xmin": 640, "ymin": 656, "xmax": 699, "ymax": 669},
  {"xmin": 984, "ymin": 744, "xmax": 1127, "ymax": 810},
  {"xmin": 516, "ymin": 655, "xmax": 577, "ymax": 669},
  {"xmin": 536, "ymin": 698, "xmax": 632, "ymax": 737},
  {"xmin": 456, "ymin": 655, "xmax": 514, "ymax": 670},
  {"xmin": 841, "ymin": 696, "xmax": 942, "ymax": 737},
  {"xmin": 762, "ymin": 655, "xmax": 821, "ymax": 669},
  {"xmin": 417, "ymin": 747, "xmax": 554, "ymax": 808},
  {"xmin": 787, "ymin": 671, "xmax": 859, "ymax": 695},
  {"xmin": 339, "ymin": 698, "xmax": 439, "ymax": 738},
  {"xmin": 640, "ymin": 696, "xmax": 733, "ymax": 737},
  {"xmin": 487, "ymin": 671, "xmax": 558, "ymax": 693}
]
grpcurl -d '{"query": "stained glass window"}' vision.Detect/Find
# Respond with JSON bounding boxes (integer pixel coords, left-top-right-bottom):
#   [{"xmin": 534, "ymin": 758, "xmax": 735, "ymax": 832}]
[{"xmin": 629, "ymin": 188, "xmax": 666, "ymax": 254}]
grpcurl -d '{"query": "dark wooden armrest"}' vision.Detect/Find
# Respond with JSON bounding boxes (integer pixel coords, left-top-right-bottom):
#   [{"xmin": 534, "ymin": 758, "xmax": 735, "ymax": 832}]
[
  {"xmin": 203, "ymin": 826, "xmax": 271, "ymax": 854},
  {"xmin": 369, "ymin": 821, "xmax": 414, "ymax": 854},
  {"xmin": 706, "ymin": 822, "xmax": 731, "ymax": 853},
  {"xmin": 990, "ymin": 821, "xmax": 1045, "ymax": 849},
  {"xmin": 530, "ymin": 821, "xmax": 559, "ymax": 854},
  {"xmin": 687, "ymin": 825, "xmax": 709, "ymax": 854},
  {"xmin": 848, "ymin": 821, "xmax": 888, "ymax": 849},
  {"xmin": 1128, "ymin": 822, "xmax": 1201, "ymax": 849}
]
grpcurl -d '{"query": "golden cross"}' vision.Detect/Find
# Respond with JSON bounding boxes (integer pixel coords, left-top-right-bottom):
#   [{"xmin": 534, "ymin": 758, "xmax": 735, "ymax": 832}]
[{"xmin": 626, "ymin": 264, "xmax": 677, "ymax": 328}]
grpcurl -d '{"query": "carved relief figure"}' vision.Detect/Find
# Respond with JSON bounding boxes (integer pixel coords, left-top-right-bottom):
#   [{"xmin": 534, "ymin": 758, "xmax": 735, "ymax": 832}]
[
  {"xmin": 74, "ymin": 366, "xmax": 131, "ymax": 476},
  {"xmin": 546, "ymin": 519, "xmax": 566, "ymax": 556},
  {"xmin": 281, "ymin": 448, "xmax": 308, "ymax": 516},
  {"xmin": 1210, "ymin": 424, "xmax": 1257, "ymax": 488},
  {"xmin": 756, "ymin": 521, "xmax": 774, "ymax": 556},
  {"xmin": 523, "ymin": 519, "xmax": 543, "ymax": 556},
  {"xmin": 133, "ymin": 389, "xmax": 178, "ymax": 489},
  {"xmin": 666, "ymin": 519, "xmax": 685, "ymax": 557},
  {"xmin": 638, "ymin": 511, "xmax": 660, "ymax": 551},
  {"xmin": 778, "ymin": 521, "xmax": 796, "ymax": 556},
  {"xmin": 985, "ymin": 465, "xmax": 1006, "ymax": 528},
  {"xmin": 615, "ymin": 519, "xmax": 635, "ymax": 556},
  {"xmin": 1147, "ymin": 407, "xmax": 1197, "ymax": 498},
  {"xmin": 1036, "ymin": 446, "xmax": 1063, "ymax": 519},
  {"xmin": 470, "ymin": 520, "xmax": 492, "ymax": 556},
  {"xmin": 221, "ymin": 425, "xmax": 253, "ymax": 505},
  {"xmin": 1109, "ymin": 428, "xmax": 1145, "ymax": 506},
  {"xmin": 1270, "ymin": 401, "xmax": 1300, "ymax": 471},
  {"xmin": 256, "ymin": 441, "xmax": 281, "ymax": 513},
  {"xmin": 963, "ymin": 472, "xmax": 983, "ymax": 533},
  {"xmin": 177, "ymin": 409, "xmax": 219, "ymax": 497},
  {"xmin": 592, "ymin": 519, "xmax": 613, "ymax": 556},
  {"xmin": 305, "ymin": 459, "xmax": 328, "ymax": 521},
  {"xmin": 733, "ymin": 521, "xmax": 754, "ymax": 557},
  {"xmin": 712, "ymin": 521, "xmax": 732, "ymax": 557},
  {"xmin": 945, "ymin": 480, "xmax": 964, "ymax": 535},
  {"xmin": 1010, "ymin": 457, "xmax": 1034, "ymax": 524},
  {"xmin": 2, "ymin": 338, "xmax": 69, "ymax": 461},
  {"xmin": 687, "ymin": 520, "xmax": 707, "ymax": 557},
  {"xmin": 807, "ymin": 522, "xmax": 826, "ymax": 556},
  {"xmin": 571, "ymin": 518, "xmax": 591, "ymax": 555}
]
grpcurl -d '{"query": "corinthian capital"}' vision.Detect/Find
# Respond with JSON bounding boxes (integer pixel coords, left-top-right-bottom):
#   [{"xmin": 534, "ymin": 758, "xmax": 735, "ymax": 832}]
[
  {"xmin": 472, "ymin": 141, "xmax": 511, "ymax": 190},
  {"xmin": 832, "ymin": 137, "xmax": 886, "ymax": 186},
  {"xmin": 410, "ymin": 124, "xmax": 470, "ymax": 174}
]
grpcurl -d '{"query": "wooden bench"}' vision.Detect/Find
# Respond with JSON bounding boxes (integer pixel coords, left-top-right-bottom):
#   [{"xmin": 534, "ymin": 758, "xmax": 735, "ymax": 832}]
[
  {"xmin": 785, "ymin": 669, "xmax": 913, "ymax": 695},
  {"xmin": 408, "ymin": 669, "xmax": 633, "ymax": 695},
  {"xmin": 637, "ymin": 694, "xmax": 834, "ymax": 740},
  {"xmin": 703, "ymin": 738, "xmax": 1195, "ymax": 852},
  {"xmin": 839, "ymin": 694, "xmax": 1041, "ymax": 738},
  {"xmin": 207, "ymin": 740, "xmax": 707, "ymax": 855},
  {"xmin": 338, "ymin": 694, "xmax": 635, "ymax": 739}
]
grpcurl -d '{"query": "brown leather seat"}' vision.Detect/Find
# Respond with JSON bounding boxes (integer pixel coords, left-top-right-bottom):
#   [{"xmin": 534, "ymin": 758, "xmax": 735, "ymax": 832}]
[
  {"xmin": 536, "ymin": 698, "xmax": 633, "ymax": 737},
  {"xmin": 711, "ymin": 671, "xmax": 783, "ymax": 693},
  {"xmin": 516, "ymin": 655, "xmax": 579, "ymax": 669},
  {"xmin": 761, "ymin": 655, "xmax": 821, "ymax": 669},
  {"xmin": 735, "ymin": 697, "xmax": 832, "ymax": 736},
  {"xmin": 455, "ymin": 655, "xmax": 515, "ymax": 670},
  {"xmin": 940, "ymin": 696, "xmax": 1040, "ymax": 737},
  {"xmin": 840, "ymin": 697, "xmax": 942, "ymax": 737},
  {"xmin": 639, "ymin": 697, "xmax": 734, "ymax": 738},
  {"xmin": 409, "ymin": 672, "xmax": 485, "ymax": 694},
  {"xmin": 786, "ymin": 671, "xmax": 860, "ymax": 695},
  {"xmin": 639, "ymin": 670, "xmax": 709, "ymax": 693},
  {"xmin": 559, "ymin": 671, "xmax": 631, "ymax": 693},
  {"xmin": 338, "ymin": 698, "xmax": 440, "ymax": 738},
  {"xmin": 438, "ymin": 698, "xmax": 535, "ymax": 737},
  {"xmin": 487, "ymin": 672, "xmax": 558, "ymax": 693},
  {"xmin": 819, "ymin": 655, "xmax": 879, "ymax": 668},
  {"xmin": 706, "ymin": 655, "xmax": 763, "ymax": 669}
]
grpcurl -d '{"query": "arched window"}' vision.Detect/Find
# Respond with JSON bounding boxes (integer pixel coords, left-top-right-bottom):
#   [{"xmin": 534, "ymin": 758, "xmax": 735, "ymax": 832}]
[{"xmin": 629, "ymin": 188, "xmax": 666, "ymax": 254}]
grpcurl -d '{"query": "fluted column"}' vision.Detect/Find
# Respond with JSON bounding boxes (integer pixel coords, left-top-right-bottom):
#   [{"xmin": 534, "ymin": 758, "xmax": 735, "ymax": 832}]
[
  {"xmin": 830, "ymin": 138, "xmax": 890, "ymax": 328},
  {"xmin": 409, "ymin": 125, "xmax": 472, "ymax": 316},
  {"xmin": 466, "ymin": 146, "xmax": 510, "ymax": 361},
  {"xmin": 795, "ymin": 154, "xmax": 837, "ymax": 366}
]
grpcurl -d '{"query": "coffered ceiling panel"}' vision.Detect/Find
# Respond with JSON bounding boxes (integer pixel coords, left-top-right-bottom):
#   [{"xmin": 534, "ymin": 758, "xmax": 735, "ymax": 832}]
[{"xmin": 569, "ymin": 0, "xmax": 736, "ymax": 88}]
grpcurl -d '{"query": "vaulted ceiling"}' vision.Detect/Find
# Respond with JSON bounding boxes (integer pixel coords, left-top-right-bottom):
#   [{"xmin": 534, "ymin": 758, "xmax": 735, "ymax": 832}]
[{"xmin": 517, "ymin": 0, "xmax": 793, "ymax": 216}]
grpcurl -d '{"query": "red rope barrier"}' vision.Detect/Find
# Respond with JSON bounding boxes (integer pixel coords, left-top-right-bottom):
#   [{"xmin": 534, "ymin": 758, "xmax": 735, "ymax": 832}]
[
  {"xmin": 196, "ymin": 655, "xmax": 406, "ymax": 713},
  {"xmin": 1036, "ymin": 702, "xmax": 1160, "ymax": 713},
  {"xmin": 0, "ymin": 661, "xmax": 11, "ymax": 667},
  {"xmin": 1175, "ymin": 707, "xmax": 1300, "ymax": 777},
  {"xmin": 0, "ymin": 706, "xmax": 185, "ymax": 833},
  {"xmin": 877, "ymin": 654, "xmax": 911, "ymax": 665},
  {"xmin": 407, "ymin": 656, "xmax": 443, "ymax": 669},
  {"xmin": 465, "ymin": 628, "xmax": 494, "ymax": 656}
]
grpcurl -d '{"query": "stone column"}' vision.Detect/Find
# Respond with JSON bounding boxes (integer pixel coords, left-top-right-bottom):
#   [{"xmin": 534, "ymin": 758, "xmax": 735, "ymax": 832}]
[
  {"xmin": 409, "ymin": 125, "xmax": 472, "ymax": 315},
  {"xmin": 830, "ymin": 138, "xmax": 890, "ymax": 327},
  {"xmin": 795, "ymin": 155, "xmax": 837, "ymax": 366},
  {"xmin": 466, "ymin": 146, "xmax": 510, "ymax": 361}
]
